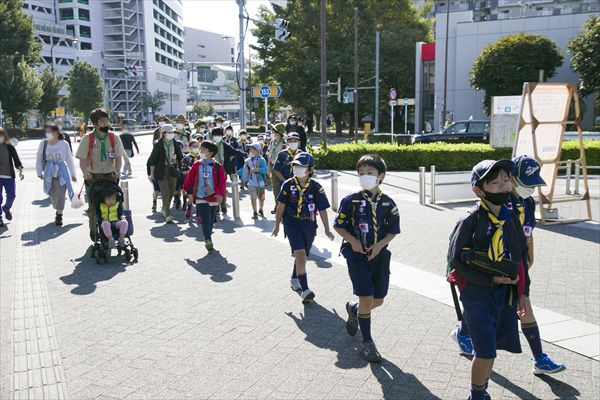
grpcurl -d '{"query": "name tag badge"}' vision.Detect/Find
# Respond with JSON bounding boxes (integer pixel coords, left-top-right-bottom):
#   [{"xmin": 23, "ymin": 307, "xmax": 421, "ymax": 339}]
[
  {"xmin": 358, "ymin": 222, "xmax": 369, "ymax": 233},
  {"xmin": 523, "ymin": 225, "xmax": 533, "ymax": 238},
  {"xmin": 108, "ymin": 152, "xmax": 115, "ymax": 159},
  {"xmin": 308, "ymin": 204, "xmax": 316, "ymax": 212},
  {"xmin": 203, "ymin": 172, "xmax": 210, "ymax": 178},
  {"xmin": 172, "ymin": 153, "xmax": 177, "ymax": 160},
  {"xmin": 92, "ymin": 140, "xmax": 97, "ymax": 148},
  {"xmin": 308, "ymin": 194, "xmax": 313, "ymax": 198}
]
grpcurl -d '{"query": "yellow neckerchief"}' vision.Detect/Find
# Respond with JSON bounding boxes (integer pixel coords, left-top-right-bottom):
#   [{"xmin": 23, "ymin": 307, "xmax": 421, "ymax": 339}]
[
  {"xmin": 293, "ymin": 176, "xmax": 311, "ymax": 217},
  {"xmin": 512, "ymin": 195, "xmax": 525, "ymax": 225},
  {"xmin": 361, "ymin": 189, "xmax": 383, "ymax": 244},
  {"xmin": 286, "ymin": 148, "xmax": 297, "ymax": 162},
  {"xmin": 480, "ymin": 201, "xmax": 506, "ymax": 261},
  {"xmin": 239, "ymin": 138, "xmax": 248, "ymax": 146}
]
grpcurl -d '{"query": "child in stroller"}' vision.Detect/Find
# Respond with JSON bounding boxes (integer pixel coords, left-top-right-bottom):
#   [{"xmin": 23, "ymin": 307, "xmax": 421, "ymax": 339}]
[{"xmin": 89, "ymin": 180, "xmax": 138, "ymax": 263}]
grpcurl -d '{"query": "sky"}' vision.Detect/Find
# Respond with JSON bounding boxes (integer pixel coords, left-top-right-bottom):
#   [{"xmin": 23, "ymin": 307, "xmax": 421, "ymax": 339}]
[{"xmin": 181, "ymin": 0, "xmax": 275, "ymax": 49}]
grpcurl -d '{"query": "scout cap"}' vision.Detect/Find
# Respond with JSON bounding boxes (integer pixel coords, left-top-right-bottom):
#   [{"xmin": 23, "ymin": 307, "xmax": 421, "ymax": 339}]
[
  {"xmin": 471, "ymin": 159, "xmax": 514, "ymax": 187},
  {"xmin": 291, "ymin": 152, "xmax": 315, "ymax": 168},
  {"xmin": 160, "ymin": 124, "xmax": 175, "ymax": 133},
  {"xmin": 194, "ymin": 120, "xmax": 207, "ymax": 128},
  {"xmin": 174, "ymin": 114, "xmax": 187, "ymax": 122},
  {"xmin": 249, "ymin": 143, "xmax": 262, "ymax": 152},
  {"xmin": 273, "ymin": 123, "xmax": 286, "ymax": 135},
  {"xmin": 214, "ymin": 116, "xmax": 225, "ymax": 122},
  {"xmin": 156, "ymin": 114, "xmax": 170, "ymax": 122},
  {"xmin": 511, "ymin": 155, "xmax": 546, "ymax": 187},
  {"xmin": 288, "ymin": 115, "xmax": 296, "ymax": 120},
  {"xmin": 287, "ymin": 132, "xmax": 300, "ymax": 140}
]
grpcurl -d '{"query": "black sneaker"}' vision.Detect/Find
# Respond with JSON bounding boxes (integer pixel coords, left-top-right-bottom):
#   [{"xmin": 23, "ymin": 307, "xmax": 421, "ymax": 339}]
[
  {"xmin": 270, "ymin": 208, "xmax": 277, "ymax": 214},
  {"xmin": 3, "ymin": 207, "xmax": 12, "ymax": 221},
  {"xmin": 221, "ymin": 206, "xmax": 227, "ymax": 214},
  {"xmin": 55, "ymin": 213, "xmax": 63, "ymax": 226},
  {"xmin": 259, "ymin": 210, "xmax": 264, "ymax": 218},
  {"xmin": 0, "ymin": 220, "xmax": 5, "ymax": 228},
  {"xmin": 252, "ymin": 211, "xmax": 258, "ymax": 219},
  {"xmin": 174, "ymin": 196, "xmax": 181, "ymax": 210},
  {"xmin": 345, "ymin": 302, "xmax": 358, "ymax": 337}
]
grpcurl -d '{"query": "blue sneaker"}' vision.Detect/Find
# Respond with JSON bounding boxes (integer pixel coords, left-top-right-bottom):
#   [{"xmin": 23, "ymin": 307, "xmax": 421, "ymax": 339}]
[
  {"xmin": 533, "ymin": 353, "xmax": 566, "ymax": 375},
  {"xmin": 451, "ymin": 324, "xmax": 474, "ymax": 355}
]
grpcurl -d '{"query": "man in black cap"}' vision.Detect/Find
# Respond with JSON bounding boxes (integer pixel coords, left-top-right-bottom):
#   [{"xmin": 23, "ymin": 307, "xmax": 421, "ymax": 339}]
[
  {"xmin": 285, "ymin": 115, "xmax": 297, "ymax": 134},
  {"xmin": 296, "ymin": 116, "xmax": 307, "ymax": 151}
]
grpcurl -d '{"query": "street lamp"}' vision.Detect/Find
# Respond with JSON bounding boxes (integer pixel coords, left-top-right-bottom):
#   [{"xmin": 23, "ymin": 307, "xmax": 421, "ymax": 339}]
[{"xmin": 50, "ymin": 37, "xmax": 78, "ymax": 72}]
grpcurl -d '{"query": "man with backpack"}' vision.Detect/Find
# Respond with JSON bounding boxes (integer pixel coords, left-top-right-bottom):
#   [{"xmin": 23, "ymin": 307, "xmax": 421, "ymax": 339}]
[{"xmin": 76, "ymin": 108, "xmax": 125, "ymax": 241}]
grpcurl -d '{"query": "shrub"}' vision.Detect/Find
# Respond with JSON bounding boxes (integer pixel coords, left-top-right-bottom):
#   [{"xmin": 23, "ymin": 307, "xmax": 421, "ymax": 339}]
[
  {"xmin": 6, "ymin": 128, "xmax": 45, "ymax": 139},
  {"xmin": 246, "ymin": 125, "xmax": 266, "ymax": 133},
  {"xmin": 313, "ymin": 141, "xmax": 599, "ymax": 171}
]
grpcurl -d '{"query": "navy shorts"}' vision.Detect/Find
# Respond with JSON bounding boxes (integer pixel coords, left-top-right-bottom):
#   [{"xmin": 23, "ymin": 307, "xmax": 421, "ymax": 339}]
[
  {"xmin": 283, "ymin": 220, "xmax": 317, "ymax": 255},
  {"xmin": 460, "ymin": 283, "xmax": 521, "ymax": 359},
  {"xmin": 347, "ymin": 249, "xmax": 391, "ymax": 298},
  {"xmin": 152, "ymin": 179, "xmax": 160, "ymax": 192}
]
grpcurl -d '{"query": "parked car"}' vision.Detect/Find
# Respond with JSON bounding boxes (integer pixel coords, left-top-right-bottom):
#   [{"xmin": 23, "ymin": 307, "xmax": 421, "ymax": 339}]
[{"xmin": 412, "ymin": 120, "xmax": 490, "ymax": 144}]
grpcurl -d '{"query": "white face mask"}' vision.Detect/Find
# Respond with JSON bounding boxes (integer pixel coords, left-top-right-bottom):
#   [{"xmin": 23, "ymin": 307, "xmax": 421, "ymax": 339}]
[
  {"xmin": 271, "ymin": 134, "xmax": 276, "ymax": 140},
  {"xmin": 359, "ymin": 175, "xmax": 380, "ymax": 191},
  {"xmin": 200, "ymin": 152, "xmax": 208, "ymax": 160},
  {"xmin": 515, "ymin": 185, "xmax": 535, "ymax": 199},
  {"xmin": 288, "ymin": 142, "xmax": 299, "ymax": 151},
  {"xmin": 226, "ymin": 131, "xmax": 233, "ymax": 137},
  {"xmin": 240, "ymin": 134, "xmax": 247, "ymax": 140},
  {"xmin": 176, "ymin": 123, "xmax": 184, "ymax": 130},
  {"xmin": 190, "ymin": 147, "xmax": 199, "ymax": 154},
  {"xmin": 293, "ymin": 166, "xmax": 307, "ymax": 178},
  {"xmin": 158, "ymin": 121, "xmax": 166, "ymax": 126},
  {"xmin": 213, "ymin": 136, "xmax": 222, "ymax": 143},
  {"xmin": 290, "ymin": 120, "xmax": 296, "ymax": 125},
  {"xmin": 165, "ymin": 133, "xmax": 175, "ymax": 141},
  {"xmin": 216, "ymin": 123, "xmax": 222, "ymax": 128},
  {"xmin": 45, "ymin": 132, "xmax": 54, "ymax": 140}
]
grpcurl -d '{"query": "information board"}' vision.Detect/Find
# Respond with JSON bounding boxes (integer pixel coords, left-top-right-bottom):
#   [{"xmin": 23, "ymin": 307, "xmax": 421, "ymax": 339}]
[{"xmin": 490, "ymin": 95, "xmax": 521, "ymax": 148}]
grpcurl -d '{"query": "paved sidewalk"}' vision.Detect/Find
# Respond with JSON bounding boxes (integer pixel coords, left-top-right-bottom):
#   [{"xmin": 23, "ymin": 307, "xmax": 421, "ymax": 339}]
[{"xmin": 1, "ymin": 136, "xmax": 598, "ymax": 399}]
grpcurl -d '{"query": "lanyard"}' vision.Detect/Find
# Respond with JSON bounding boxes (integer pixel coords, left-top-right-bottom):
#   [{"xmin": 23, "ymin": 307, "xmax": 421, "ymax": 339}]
[
  {"xmin": 201, "ymin": 162, "xmax": 213, "ymax": 185},
  {"xmin": 361, "ymin": 190, "xmax": 383, "ymax": 244}
]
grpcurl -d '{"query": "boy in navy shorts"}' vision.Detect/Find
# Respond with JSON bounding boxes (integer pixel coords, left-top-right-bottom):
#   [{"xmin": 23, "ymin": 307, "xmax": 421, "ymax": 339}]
[
  {"xmin": 333, "ymin": 154, "xmax": 400, "ymax": 363},
  {"xmin": 272, "ymin": 152, "xmax": 335, "ymax": 303},
  {"xmin": 448, "ymin": 159, "xmax": 531, "ymax": 400}
]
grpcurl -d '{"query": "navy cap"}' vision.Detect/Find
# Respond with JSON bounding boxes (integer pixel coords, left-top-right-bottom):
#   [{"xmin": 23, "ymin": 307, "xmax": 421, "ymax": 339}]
[
  {"xmin": 511, "ymin": 155, "xmax": 546, "ymax": 187},
  {"xmin": 287, "ymin": 132, "xmax": 300, "ymax": 140},
  {"xmin": 249, "ymin": 143, "xmax": 262, "ymax": 152},
  {"xmin": 291, "ymin": 152, "xmax": 315, "ymax": 168},
  {"xmin": 471, "ymin": 159, "xmax": 514, "ymax": 187}
]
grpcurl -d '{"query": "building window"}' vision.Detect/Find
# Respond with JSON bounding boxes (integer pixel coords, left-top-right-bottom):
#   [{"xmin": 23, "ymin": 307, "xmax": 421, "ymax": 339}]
[
  {"xmin": 59, "ymin": 9, "xmax": 74, "ymax": 20},
  {"xmin": 80, "ymin": 42, "xmax": 92, "ymax": 50},
  {"xmin": 79, "ymin": 26, "xmax": 91, "ymax": 38}
]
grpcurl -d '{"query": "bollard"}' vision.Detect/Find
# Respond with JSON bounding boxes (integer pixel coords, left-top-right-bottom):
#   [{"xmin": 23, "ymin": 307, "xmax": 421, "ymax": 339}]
[
  {"xmin": 231, "ymin": 174, "xmax": 240, "ymax": 219},
  {"xmin": 574, "ymin": 162, "xmax": 581, "ymax": 195},
  {"xmin": 331, "ymin": 171, "xmax": 339, "ymax": 212},
  {"xmin": 419, "ymin": 167, "xmax": 426, "ymax": 205},
  {"xmin": 430, "ymin": 165, "xmax": 436, "ymax": 204},
  {"xmin": 565, "ymin": 160, "xmax": 572, "ymax": 194},
  {"xmin": 121, "ymin": 181, "xmax": 129, "ymax": 210}
]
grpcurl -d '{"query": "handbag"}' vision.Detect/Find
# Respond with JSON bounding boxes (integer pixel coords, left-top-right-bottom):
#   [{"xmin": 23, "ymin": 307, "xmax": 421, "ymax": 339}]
[
  {"xmin": 168, "ymin": 165, "xmax": 180, "ymax": 178},
  {"xmin": 460, "ymin": 249, "xmax": 520, "ymax": 280},
  {"xmin": 71, "ymin": 184, "xmax": 86, "ymax": 209}
]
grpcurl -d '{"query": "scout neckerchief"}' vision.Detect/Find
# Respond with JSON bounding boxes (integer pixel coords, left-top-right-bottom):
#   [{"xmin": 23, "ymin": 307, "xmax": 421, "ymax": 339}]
[
  {"xmin": 361, "ymin": 189, "xmax": 383, "ymax": 244},
  {"xmin": 93, "ymin": 129, "xmax": 108, "ymax": 162},
  {"xmin": 293, "ymin": 176, "xmax": 311, "ymax": 217},
  {"xmin": 270, "ymin": 137, "xmax": 284, "ymax": 160},
  {"xmin": 216, "ymin": 141, "xmax": 224, "ymax": 163},
  {"xmin": 162, "ymin": 137, "xmax": 175, "ymax": 164},
  {"xmin": 480, "ymin": 200, "xmax": 506, "ymax": 261},
  {"xmin": 201, "ymin": 160, "xmax": 213, "ymax": 186},
  {"xmin": 512, "ymin": 196, "xmax": 525, "ymax": 225}
]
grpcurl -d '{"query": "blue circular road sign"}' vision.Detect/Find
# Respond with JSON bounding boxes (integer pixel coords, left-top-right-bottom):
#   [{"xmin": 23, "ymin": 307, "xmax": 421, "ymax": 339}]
[{"xmin": 260, "ymin": 86, "xmax": 271, "ymax": 98}]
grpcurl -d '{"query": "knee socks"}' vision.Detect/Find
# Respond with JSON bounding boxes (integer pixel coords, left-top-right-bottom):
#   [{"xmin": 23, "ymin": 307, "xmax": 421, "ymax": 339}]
[
  {"xmin": 470, "ymin": 382, "xmax": 486, "ymax": 400},
  {"xmin": 522, "ymin": 321, "xmax": 543, "ymax": 361},
  {"xmin": 291, "ymin": 263, "xmax": 297, "ymax": 279},
  {"xmin": 358, "ymin": 313, "xmax": 372, "ymax": 343},
  {"xmin": 297, "ymin": 273, "xmax": 308, "ymax": 291}
]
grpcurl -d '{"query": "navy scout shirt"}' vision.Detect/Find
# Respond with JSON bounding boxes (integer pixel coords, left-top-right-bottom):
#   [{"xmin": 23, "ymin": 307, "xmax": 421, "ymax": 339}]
[
  {"xmin": 273, "ymin": 149, "xmax": 300, "ymax": 181},
  {"xmin": 277, "ymin": 178, "xmax": 330, "ymax": 225}
]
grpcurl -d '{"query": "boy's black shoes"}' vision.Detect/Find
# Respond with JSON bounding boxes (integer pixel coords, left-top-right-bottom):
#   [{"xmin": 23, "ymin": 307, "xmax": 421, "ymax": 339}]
[
  {"xmin": 359, "ymin": 340, "xmax": 382, "ymax": 363},
  {"xmin": 258, "ymin": 209, "xmax": 264, "ymax": 218},
  {"xmin": 345, "ymin": 302, "xmax": 358, "ymax": 336},
  {"xmin": 252, "ymin": 211, "xmax": 258, "ymax": 219},
  {"xmin": 0, "ymin": 220, "xmax": 5, "ymax": 228},
  {"xmin": 55, "ymin": 213, "xmax": 63, "ymax": 226},
  {"xmin": 2, "ymin": 206, "xmax": 12, "ymax": 221}
]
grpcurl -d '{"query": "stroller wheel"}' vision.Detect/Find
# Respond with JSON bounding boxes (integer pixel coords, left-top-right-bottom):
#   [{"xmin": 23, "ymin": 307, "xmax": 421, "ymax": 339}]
[
  {"xmin": 90, "ymin": 245, "xmax": 96, "ymax": 258},
  {"xmin": 124, "ymin": 248, "xmax": 131, "ymax": 263},
  {"xmin": 133, "ymin": 248, "xmax": 139, "ymax": 261},
  {"xmin": 95, "ymin": 251, "xmax": 100, "ymax": 264},
  {"xmin": 104, "ymin": 249, "xmax": 110, "ymax": 263}
]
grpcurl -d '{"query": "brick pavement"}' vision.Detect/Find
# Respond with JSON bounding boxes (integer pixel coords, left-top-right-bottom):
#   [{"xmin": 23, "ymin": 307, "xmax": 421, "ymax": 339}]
[{"xmin": 0, "ymin": 136, "xmax": 598, "ymax": 399}]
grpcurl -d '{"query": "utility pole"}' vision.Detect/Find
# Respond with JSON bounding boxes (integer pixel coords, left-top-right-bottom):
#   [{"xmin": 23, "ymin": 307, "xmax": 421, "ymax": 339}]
[
  {"xmin": 320, "ymin": 0, "xmax": 327, "ymax": 148},
  {"xmin": 238, "ymin": 0, "xmax": 247, "ymax": 129},
  {"xmin": 354, "ymin": 7, "xmax": 359, "ymax": 142},
  {"xmin": 442, "ymin": 0, "xmax": 450, "ymax": 129},
  {"xmin": 375, "ymin": 31, "xmax": 380, "ymax": 133}
]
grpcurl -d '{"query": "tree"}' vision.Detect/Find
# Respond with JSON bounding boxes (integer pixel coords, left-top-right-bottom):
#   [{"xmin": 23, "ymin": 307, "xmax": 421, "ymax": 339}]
[
  {"xmin": 140, "ymin": 89, "xmax": 166, "ymax": 115},
  {"xmin": 192, "ymin": 100, "xmax": 214, "ymax": 117},
  {"xmin": 37, "ymin": 66, "xmax": 64, "ymax": 121},
  {"xmin": 66, "ymin": 61, "xmax": 103, "ymax": 122},
  {"xmin": 470, "ymin": 32, "xmax": 564, "ymax": 115},
  {"xmin": 568, "ymin": 15, "xmax": 600, "ymax": 100},
  {"xmin": 250, "ymin": 0, "xmax": 431, "ymax": 136},
  {"xmin": 0, "ymin": 0, "xmax": 43, "ymax": 127}
]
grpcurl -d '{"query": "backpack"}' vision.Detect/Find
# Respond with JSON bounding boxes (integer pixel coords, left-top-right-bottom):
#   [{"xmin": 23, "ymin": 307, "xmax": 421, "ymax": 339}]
[
  {"xmin": 87, "ymin": 131, "xmax": 116, "ymax": 168},
  {"xmin": 349, "ymin": 192, "xmax": 394, "ymax": 231},
  {"xmin": 41, "ymin": 140, "xmax": 48, "ymax": 170}
]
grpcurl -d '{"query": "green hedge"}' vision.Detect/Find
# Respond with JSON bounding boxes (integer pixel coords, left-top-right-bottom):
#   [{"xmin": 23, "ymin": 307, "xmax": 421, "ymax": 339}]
[
  {"xmin": 6, "ymin": 128, "xmax": 45, "ymax": 139},
  {"xmin": 367, "ymin": 133, "xmax": 414, "ymax": 145},
  {"xmin": 246, "ymin": 125, "xmax": 266, "ymax": 133},
  {"xmin": 312, "ymin": 140, "xmax": 599, "ymax": 171}
]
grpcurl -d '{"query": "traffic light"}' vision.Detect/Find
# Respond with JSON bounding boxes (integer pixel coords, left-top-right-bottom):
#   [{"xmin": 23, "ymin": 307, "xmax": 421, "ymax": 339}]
[
  {"xmin": 274, "ymin": 18, "xmax": 291, "ymax": 42},
  {"xmin": 124, "ymin": 65, "xmax": 132, "ymax": 76},
  {"xmin": 343, "ymin": 91, "xmax": 354, "ymax": 104},
  {"xmin": 124, "ymin": 65, "xmax": 138, "ymax": 77},
  {"xmin": 132, "ymin": 66, "xmax": 138, "ymax": 77}
]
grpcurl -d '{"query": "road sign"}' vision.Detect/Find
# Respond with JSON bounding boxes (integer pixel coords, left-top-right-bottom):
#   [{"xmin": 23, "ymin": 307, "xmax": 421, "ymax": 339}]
[
  {"xmin": 251, "ymin": 86, "xmax": 282, "ymax": 98},
  {"xmin": 402, "ymin": 98, "xmax": 416, "ymax": 106},
  {"xmin": 389, "ymin": 100, "xmax": 397, "ymax": 106},
  {"xmin": 390, "ymin": 88, "xmax": 397, "ymax": 101},
  {"xmin": 75, "ymin": 50, "xmax": 93, "ymax": 57}
]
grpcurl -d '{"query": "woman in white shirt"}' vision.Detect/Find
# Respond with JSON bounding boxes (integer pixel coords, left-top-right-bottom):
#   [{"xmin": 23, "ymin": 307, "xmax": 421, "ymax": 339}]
[{"xmin": 36, "ymin": 124, "xmax": 77, "ymax": 226}]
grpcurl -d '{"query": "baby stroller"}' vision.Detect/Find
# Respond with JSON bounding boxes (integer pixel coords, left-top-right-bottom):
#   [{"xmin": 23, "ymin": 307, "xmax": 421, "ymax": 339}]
[{"xmin": 88, "ymin": 180, "xmax": 138, "ymax": 264}]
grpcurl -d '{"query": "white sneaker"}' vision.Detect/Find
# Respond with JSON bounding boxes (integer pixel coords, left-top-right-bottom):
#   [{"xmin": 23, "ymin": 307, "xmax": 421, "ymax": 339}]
[
  {"xmin": 290, "ymin": 278, "xmax": 302, "ymax": 291},
  {"xmin": 108, "ymin": 238, "xmax": 116, "ymax": 249},
  {"xmin": 300, "ymin": 289, "xmax": 315, "ymax": 303},
  {"xmin": 166, "ymin": 215, "xmax": 174, "ymax": 223}
]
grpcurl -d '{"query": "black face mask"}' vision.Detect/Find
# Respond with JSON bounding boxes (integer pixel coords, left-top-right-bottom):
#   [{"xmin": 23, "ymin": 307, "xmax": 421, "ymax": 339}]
[
  {"xmin": 98, "ymin": 126, "xmax": 110, "ymax": 133},
  {"xmin": 483, "ymin": 191, "xmax": 511, "ymax": 206}
]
